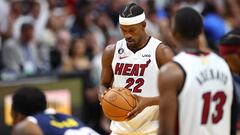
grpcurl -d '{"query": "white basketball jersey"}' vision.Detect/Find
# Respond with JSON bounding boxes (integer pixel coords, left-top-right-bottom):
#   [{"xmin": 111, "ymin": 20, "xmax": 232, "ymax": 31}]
[
  {"xmin": 174, "ymin": 52, "xmax": 233, "ymax": 135},
  {"xmin": 110, "ymin": 37, "xmax": 161, "ymax": 134}
]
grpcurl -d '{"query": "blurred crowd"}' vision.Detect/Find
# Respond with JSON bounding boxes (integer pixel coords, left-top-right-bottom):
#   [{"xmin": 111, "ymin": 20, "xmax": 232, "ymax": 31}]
[
  {"xmin": 0, "ymin": 0, "xmax": 240, "ymax": 81},
  {"xmin": 0, "ymin": 0, "xmax": 240, "ymax": 134}
]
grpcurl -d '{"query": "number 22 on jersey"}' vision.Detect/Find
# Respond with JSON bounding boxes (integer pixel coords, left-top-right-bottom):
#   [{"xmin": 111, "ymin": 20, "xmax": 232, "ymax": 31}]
[{"xmin": 125, "ymin": 78, "xmax": 145, "ymax": 93}]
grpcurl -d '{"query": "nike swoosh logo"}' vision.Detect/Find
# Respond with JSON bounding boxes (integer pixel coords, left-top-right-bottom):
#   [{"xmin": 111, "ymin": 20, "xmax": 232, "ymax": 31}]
[{"xmin": 119, "ymin": 56, "xmax": 128, "ymax": 59}]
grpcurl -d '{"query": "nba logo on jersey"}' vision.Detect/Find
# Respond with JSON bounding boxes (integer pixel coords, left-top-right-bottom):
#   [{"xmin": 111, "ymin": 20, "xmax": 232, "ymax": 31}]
[{"xmin": 118, "ymin": 48, "xmax": 124, "ymax": 54}]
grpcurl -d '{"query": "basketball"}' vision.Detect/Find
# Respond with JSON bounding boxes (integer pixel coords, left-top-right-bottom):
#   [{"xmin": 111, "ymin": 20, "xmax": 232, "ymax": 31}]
[{"xmin": 101, "ymin": 87, "xmax": 137, "ymax": 121}]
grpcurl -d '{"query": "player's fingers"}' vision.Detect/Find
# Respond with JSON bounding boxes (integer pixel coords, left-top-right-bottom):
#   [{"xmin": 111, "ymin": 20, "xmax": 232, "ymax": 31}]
[
  {"xmin": 98, "ymin": 90, "xmax": 107, "ymax": 103},
  {"xmin": 98, "ymin": 93, "xmax": 103, "ymax": 101},
  {"xmin": 127, "ymin": 95, "xmax": 139, "ymax": 117},
  {"xmin": 132, "ymin": 94, "xmax": 140, "ymax": 101},
  {"xmin": 99, "ymin": 97, "xmax": 103, "ymax": 105},
  {"xmin": 103, "ymin": 90, "xmax": 108, "ymax": 95},
  {"xmin": 127, "ymin": 111, "xmax": 138, "ymax": 120},
  {"xmin": 127, "ymin": 106, "xmax": 138, "ymax": 118},
  {"xmin": 127, "ymin": 108, "xmax": 136, "ymax": 116}
]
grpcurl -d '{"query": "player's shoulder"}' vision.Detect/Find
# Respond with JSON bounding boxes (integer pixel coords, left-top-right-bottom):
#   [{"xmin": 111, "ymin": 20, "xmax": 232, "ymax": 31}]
[
  {"xmin": 159, "ymin": 61, "xmax": 185, "ymax": 84},
  {"xmin": 12, "ymin": 119, "xmax": 43, "ymax": 135},
  {"xmin": 159, "ymin": 61, "xmax": 185, "ymax": 91},
  {"xmin": 156, "ymin": 43, "xmax": 173, "ymax": 53},
  {"xmin": 102, "ymin": 44, "xmax": 116, "ymax": 62},
  {"xmin": 159, "ymin": 62, "xmax": 182, "ymax": 75},
  {"xmin": 103, "ymin": 44, "xmax": 116, "ymax": 54},
  {"xmin": 155, "ymin": 43, "xmax": 174, "ymax": 67}
]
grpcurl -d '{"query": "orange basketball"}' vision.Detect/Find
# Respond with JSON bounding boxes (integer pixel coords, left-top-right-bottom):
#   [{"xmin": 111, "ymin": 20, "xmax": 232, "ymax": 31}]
[{"xmin": 101, "ymin": 87, "xmax": 137, "ymax": 121}]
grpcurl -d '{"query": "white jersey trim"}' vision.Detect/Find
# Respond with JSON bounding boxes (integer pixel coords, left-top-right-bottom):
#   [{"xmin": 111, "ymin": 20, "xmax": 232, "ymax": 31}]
[{"xmin": 26, "ymin": 116, "xmax": 38, "ymax": 124}]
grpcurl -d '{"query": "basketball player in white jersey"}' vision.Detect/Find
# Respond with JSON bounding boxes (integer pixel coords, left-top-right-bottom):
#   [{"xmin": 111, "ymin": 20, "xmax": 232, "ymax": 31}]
[
  {"xmin": 99, "ymin": 3, "xmax": 174, "ymax": 135},
  {"xmin": 158, "ymin": 7, "xmax": 237, "ymax": 135}
]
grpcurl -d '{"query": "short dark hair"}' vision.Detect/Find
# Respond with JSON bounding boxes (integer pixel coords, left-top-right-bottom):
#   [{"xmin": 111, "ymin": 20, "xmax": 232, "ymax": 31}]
[
  {"xmin": 119, "ymin": 3, "xmax": 144, "ymax": 18},
  {"xmin": 12, "ymin": 86, "xmax": 47, "ymax": 116},
  {"xmin": 220, "ymin": 29, "xmax": 240, "ymax": 46},
  {"xmin": 21, "ymin": 23, "xmax": 33, "ymax": 33},
  {"xmin": 174, "ymin": 7, "xmax": 203, "ymax": 39},
  {"xmin": 68, "ymin": 38, "xmax": 86, "ymax": 57}
]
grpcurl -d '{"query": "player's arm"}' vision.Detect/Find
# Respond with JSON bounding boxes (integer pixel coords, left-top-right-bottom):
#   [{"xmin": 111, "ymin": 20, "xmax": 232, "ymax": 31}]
[
  {"xmin": 158, "ymin": 62, "xmax": 184, "ymax": 135},
  {"xmin": 156, "ymin": 43, "xmax": 174, "ymax": 67},
  {"xmin": 127, "ymin": 95, "xmax": 160, "ymax": 120},
  {"xmin": 99, "ymin": 44, "xmax": 115, "ymax": 99},
  {"xmin": 12, "ymin": 120, "xmax": 43, "ymax": 135}
]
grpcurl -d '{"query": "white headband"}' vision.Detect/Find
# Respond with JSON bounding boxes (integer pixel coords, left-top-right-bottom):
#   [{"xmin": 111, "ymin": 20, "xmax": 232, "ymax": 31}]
[{"xmin": 119, "ymin": 12, "xmax": 145, "ymax": 25}]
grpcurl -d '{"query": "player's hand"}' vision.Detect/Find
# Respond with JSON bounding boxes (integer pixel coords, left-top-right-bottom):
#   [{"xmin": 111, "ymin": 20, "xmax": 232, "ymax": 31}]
[
  {"xmin": 126, "ymin": 95, "xmax": 149, "ymax": 120},
  {"xmin": 98, "ymin": 88, "xmax": 111, "ymax": 104}
]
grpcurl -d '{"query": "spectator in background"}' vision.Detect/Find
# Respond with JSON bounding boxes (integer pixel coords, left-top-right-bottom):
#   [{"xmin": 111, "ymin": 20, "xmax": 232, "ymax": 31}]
[
  {"xmin": 106, "ymin": 0, "xmax": 126, "ymax": 26},
  {"xmin": 0, "ymin": 0, "xmax": 22, "ymax": 42},
  {"xmin": 219, "ymin": 29, "xmax": 240, "ymax": 127},
  {"xmin": 2, "ymin": 23, "xmax": 49, "ymax": 77},
  {"xmin": 0, "ymin": 38, "xmax": 3, "ymax": 73},
  {"xmin": 41, "ymin": 8, "xmax": 69, "ymax": 48},
  {"xmin": 50, "ymin": 29, "xmax": 71, "ymax": 71},
  {"xmin": 94, "ymin": 12, "xmax": 120, "ymax": 51},
  {"xmin": 83, "ymin": 31, "xmax": 101, "ymax": 61},
  {"xmin": 155, "ymin": 0, "xmax": 210, "ymax": 53},
  {"xmin": 202, "ymin": 1, "xmax": 226, "ymax": 51},
  {"xmin": 70, "ymin": 4, "xmax": 94, "ymax": 38},
  {"xmin": 47, "ymin": 0, "xmax": 58, "ymax": 11},
  {"xmin": 224, "ymin": 0, "xmax": 240, "ymax": 29},
  {"xmin": 179, "ymin": 0, "xmax": 205, "ymax": 13},
  {"xmin": 70, "ymin": 5, "xmax": 109, "ymax": 52},
  {"xmin": 144, "ymin": 0, "xmax": 162, "ymax": 39},
  {"xmin": 63, "ymin": 38, "xmax": 91, "ymax": 72},
  {"xmin": 0, "ymin": 0, "xmax": 9, "ymax": 33},
  {"xmin": 13, "ymin": 0, "xmax": 49, "ymax": 41},
  {"xmin": 157, "ymin": 0, "xmax": 179, "ymax": 52},
  {"xmin": 41, "ymin": 16, "xmax": 58, "ymax": 48},
  {"xmin": 63, "ymin": 0, "xmax": 78, "ymax": 30}
]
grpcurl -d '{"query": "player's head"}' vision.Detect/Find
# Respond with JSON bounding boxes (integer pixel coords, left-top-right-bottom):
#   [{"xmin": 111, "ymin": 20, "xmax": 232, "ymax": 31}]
[
  {"xmin": 119, "ymin": 3, "xmax": 147, "ymax": 48},
  {"xmin": 11, "ymin": 86, "xmax": 47, "ymax": 125},
  {"xmin": 172, "ymin": 7, "xmax": 203, "ymax": 42},
  {"xmin": 219, "ymin": 29, "xmax": 240, "ymax": 74},
  {"xmin": 20, "ymin": 22, "xmax": 34, "ymax": 42}
]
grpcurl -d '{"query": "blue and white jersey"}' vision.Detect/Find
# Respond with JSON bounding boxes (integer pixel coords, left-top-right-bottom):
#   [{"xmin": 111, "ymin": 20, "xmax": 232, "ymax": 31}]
[{"xmin": 27, "ymin": 109, "xmax": 99, "ymax": 135}]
